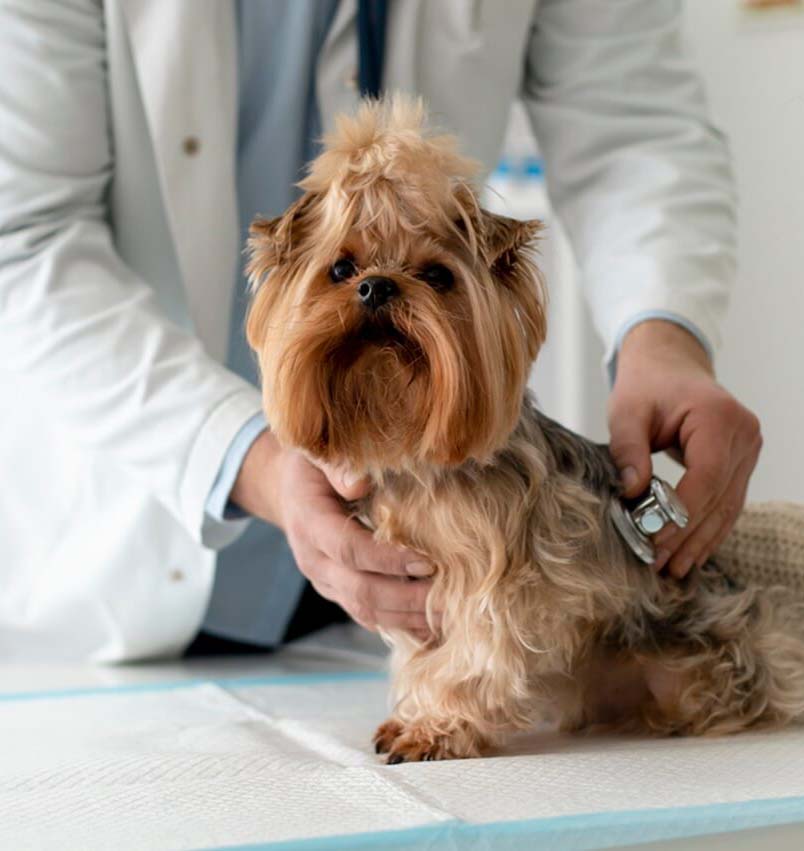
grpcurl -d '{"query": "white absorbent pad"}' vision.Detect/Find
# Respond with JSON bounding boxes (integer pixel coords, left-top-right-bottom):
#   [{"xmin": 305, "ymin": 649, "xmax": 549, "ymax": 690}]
[{"xmin": 2, "ymin": 669, "xmax": 804, "ymax": 851}]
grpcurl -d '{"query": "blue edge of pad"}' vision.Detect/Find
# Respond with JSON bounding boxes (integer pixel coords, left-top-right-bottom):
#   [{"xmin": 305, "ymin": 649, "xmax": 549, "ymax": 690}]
[
  {"xmin": 212, "ymin": 797, "xmax": 804, "ymax": 851},
  {"xmin": 3, "ymin": 670, "xmax": 803, "ymax": 851},
  {"xmin": 0, "ymin": 670, "xmax": 386, "ymax": 703}
]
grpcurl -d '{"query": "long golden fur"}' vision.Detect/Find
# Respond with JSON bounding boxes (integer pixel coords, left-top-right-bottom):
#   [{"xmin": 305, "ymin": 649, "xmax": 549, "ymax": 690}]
[{"xmin": 246, "ymin": 95, "xmax": 804, "ymax": 762}]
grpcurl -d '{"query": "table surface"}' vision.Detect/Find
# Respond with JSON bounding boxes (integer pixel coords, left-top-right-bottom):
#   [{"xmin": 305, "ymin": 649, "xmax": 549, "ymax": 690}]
[{"xmin": 2, "ymin": 624, "xmax": 802, "ymax": 851}]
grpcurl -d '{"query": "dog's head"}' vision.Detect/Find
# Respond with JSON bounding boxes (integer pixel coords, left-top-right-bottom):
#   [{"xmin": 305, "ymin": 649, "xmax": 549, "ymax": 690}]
[{"xmin": 246, "ymin": 95, "xmax": 546, "ymax": 472}]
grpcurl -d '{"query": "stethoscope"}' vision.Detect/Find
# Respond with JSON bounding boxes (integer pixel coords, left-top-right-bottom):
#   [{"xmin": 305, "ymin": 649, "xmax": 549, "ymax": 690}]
[{"xmin": 610, "ymin": 477, "xmax": 689, "ymax": 565}]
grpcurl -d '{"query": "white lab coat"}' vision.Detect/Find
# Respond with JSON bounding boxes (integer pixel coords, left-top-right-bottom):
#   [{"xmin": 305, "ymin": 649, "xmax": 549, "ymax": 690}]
[{"xmin": 0, "ymin": 0, "xmax": 736, "ymax": 662}]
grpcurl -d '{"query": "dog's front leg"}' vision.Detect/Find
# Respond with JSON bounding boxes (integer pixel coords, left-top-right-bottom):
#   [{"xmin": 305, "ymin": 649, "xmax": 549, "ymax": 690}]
[{"xmin": 373, "ymin": 632, "xmax": 532, "ymax": 763}]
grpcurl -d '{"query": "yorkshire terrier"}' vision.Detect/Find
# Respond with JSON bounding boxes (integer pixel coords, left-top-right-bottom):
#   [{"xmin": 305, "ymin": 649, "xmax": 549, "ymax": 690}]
[{"xmin": 246, "ymin": 96, "xmax": 804, "ymax": 763}]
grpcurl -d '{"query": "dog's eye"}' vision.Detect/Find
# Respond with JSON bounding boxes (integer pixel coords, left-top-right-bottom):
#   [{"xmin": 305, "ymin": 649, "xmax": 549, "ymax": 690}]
[
  {"xmin": 329, "ymin": 258, "xmax": 357, "ymax": 283},
  {"xmin": 419, "ymin": 264, "xmax": 454, "ymax": 292}
]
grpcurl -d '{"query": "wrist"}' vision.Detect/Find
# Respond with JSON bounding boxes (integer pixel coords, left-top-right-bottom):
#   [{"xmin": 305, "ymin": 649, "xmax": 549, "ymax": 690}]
[
  {"xmin": 229, "ymin": 428, "xmax": 284, "ymax": 527},
  {"xmin": 619, "ymin": 319, "xmax": 713, "ymax": 377}
]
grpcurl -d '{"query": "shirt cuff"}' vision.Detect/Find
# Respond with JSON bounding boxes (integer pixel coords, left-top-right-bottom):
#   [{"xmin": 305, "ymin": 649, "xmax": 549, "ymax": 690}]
[
  {"xmin": 607, "ymin": 310, "xmax": 714, "ymax": 386},
  {"xmin": 202, "ymin": 412, "xmax": 268, "ymax": 547}
]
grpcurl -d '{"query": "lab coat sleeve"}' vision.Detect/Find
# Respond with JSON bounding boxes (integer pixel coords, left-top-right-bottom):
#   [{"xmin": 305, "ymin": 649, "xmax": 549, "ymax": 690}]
[
  {"xmin": 520, "ymin": 0, "xmax": 737, "ymax": 366},
  {"xmin": 0, "ymin": 0, "xmax": 263, "ymax": 547}
]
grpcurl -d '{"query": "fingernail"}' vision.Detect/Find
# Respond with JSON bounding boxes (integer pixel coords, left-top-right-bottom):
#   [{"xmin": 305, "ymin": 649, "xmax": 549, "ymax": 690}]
[
  {"xmin": 621, "ymin": 466, "xmax": 639, "ymax": 493},
  {"xmin": 406, "ymin": 561, "xmax": 433, "ymax": 577},
  {"xmin": 672, "ymin": 556, "xmax": 695, "ymax": 579},
  {"xmin": 341, "ymin": 469, "xmax": 362, "ymax": 489},
  {"xmin": 653, "ymin": 548, "xmax": 671, "ymax": 571}
]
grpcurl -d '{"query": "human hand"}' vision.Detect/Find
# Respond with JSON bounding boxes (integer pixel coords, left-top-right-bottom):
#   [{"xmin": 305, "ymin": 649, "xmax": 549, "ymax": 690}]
[
  {"xmin": 230, "ymin": 431, "xmax": 436, "ymax": 640},
  {"xmin": 607, "ymin": 320, "xmax": 762, "ymax": 578}
]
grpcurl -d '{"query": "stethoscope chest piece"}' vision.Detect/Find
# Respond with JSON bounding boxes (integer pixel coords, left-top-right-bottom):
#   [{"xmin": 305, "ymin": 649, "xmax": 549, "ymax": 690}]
[{"xmin": 610, "ymin": 476, "xmax": 689, "ymax": 565}]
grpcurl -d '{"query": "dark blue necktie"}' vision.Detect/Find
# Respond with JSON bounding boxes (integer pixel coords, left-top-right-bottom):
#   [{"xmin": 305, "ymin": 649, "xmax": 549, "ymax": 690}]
[{"xmin": 357, "ymin": 0, "xmax": 387, "ymax": 98}]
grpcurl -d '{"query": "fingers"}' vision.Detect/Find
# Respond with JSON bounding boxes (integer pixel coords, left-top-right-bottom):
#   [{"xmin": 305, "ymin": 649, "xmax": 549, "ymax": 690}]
[
  {"xmin": 705, "ymin": 470, "xmax": 752, "ymax": 560},
  {"xmin": 692, "ymin": 457, "xmax": 752, "ymax": 569},
  {"xmin": 652, "ymin": 412, "xmax": 761, "ymax": 578},
  {"xmin": 651, "ymin": 436, "xmax": 733, "ymax": 575},
  {"xmin": 607, "ymin": 392, "xmax": 654, "ymax": 497},
  {"xmin": 311, "ymin": 508, "xmax": 432, "ymax": 578},
  {"xmin": 304, "ymin": 556, "xmax": 438, "ymax": 636},
  {"xmin": 315, "ymin": 459, "xmax": 371, "ymax": 501},
  {"xmin": 658, "ymin": 440, "xmax": 759, "ymax": 578},
  {"xmin": 282, "ymin": 453, "xmax": 422, "ymax": 575},
  {"xmin": 309, "ymin": 459, "xmax": 433, "ymax": 577},
  {"xmin": 279, "ymin": 450, "xmax": 437, "ymax": 639},
  {"xmin": 338, "ymin": 564, "xmax": 434, "ymax": 620}
]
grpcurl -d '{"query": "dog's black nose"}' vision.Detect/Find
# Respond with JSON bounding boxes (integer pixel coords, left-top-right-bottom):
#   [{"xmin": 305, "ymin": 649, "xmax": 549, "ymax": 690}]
[{"xmin": 358, "ymin": 276, "xmax": 398, "ymax": 310}]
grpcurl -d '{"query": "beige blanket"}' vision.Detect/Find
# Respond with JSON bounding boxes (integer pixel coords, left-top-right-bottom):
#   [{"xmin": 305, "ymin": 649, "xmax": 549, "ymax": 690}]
[{"xmin": 718, "ymin": 502, "xmax": 804, "ymax": 602}]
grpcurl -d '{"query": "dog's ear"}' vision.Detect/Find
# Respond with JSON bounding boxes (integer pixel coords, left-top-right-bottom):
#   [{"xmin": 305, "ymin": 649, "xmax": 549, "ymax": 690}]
[
  {"xmin": 480, "ymin": 210, "xmax": 542, "ymax": 276},
  {"xmin": 247, "ymin": 193, "xmax": 318, "ymax": 286},
  {"xmin": 245, "ymin": 193, "xmax": 319, "ymax": 353},
  {"xmin": 480, "ymin": 209, "xmax": 547, "ymax": 360}
]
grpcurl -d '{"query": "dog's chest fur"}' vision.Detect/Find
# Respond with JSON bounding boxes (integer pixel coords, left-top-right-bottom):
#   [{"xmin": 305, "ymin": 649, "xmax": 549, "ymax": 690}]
[
  {"xmin": 357, "ymin": 396, "xmax": 661, "ymax": 670},
  {"xmin": 353, "ymin": 397, "xmax": 784, "ymax": 745}
]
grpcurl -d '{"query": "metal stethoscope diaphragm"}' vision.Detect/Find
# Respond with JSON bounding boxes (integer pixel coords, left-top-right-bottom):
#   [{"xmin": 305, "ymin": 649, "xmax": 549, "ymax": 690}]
[{"xmin": 610, "ymin": 476, "xmax": 689, "ymax": 565}]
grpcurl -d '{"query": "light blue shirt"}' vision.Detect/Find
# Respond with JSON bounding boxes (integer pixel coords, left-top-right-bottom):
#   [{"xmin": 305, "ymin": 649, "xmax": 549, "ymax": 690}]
[
  {"xmin": 202, "ymin": 0, "xmax": 711, "ymax": 644},
  {"xmin": 201, "ymin": 0, "xmax": 339, "ymax": 646}
]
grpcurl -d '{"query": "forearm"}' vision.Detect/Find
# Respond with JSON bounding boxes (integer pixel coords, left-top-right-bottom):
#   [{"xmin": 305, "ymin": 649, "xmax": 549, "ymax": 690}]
[
  {"xmin": 229, "ymin": 428, "xmax": 286, "ymax": 529},
  {"xmin": 618, "ymin": 319, "xmax": 714, "ymax": 377}
]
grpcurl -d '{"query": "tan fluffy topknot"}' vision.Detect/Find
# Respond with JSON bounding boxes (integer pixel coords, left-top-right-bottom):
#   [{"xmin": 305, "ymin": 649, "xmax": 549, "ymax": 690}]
[{"xmin": 300, "ymin": 94, "xmax": 482, "ymax": 250}]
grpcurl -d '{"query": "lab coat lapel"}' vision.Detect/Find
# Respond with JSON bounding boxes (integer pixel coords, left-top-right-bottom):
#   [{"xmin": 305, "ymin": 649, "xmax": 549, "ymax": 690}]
[
  {"xmin": 118, "ymin": 0, "xmax": 240, "ymax": 360},
  {"xmin": 325, "ymin": 0, "xmax": 357, "ymax": 53}
]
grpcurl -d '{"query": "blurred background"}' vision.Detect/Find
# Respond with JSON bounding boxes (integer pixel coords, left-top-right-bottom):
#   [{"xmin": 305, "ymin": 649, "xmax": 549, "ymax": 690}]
[{"xmin": 485, "ymin": 0, "xmax": 804, "ymax": 502}]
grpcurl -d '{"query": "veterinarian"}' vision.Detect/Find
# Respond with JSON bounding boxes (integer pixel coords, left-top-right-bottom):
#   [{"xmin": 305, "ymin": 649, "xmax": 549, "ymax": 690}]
[{"xmin": 0, "ymin": 1, "xmax": 761, "ymax": 661}]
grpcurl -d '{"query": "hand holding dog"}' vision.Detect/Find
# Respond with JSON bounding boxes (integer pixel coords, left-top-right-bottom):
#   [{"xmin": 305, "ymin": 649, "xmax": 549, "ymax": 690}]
[
  {"xmin": 231, "ymin": 432, "xmax": 434, "ymax": 640},
  {"xmin": 608, "ymin": 319, "xmax": 763, "ymax": 579}
]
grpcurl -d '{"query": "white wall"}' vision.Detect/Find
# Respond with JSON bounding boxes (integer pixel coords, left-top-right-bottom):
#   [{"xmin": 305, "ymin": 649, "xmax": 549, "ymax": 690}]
[
  {"xmin": 483, "ymin": 104, "xmax": 611, "ymax": 448},
  {"xmin": 681, "ymin": 1, "xmax": 804, "ymax": 501},
  {"xmin": 493, "ymin": 3, "xmax": 804, "ymax": 502}
]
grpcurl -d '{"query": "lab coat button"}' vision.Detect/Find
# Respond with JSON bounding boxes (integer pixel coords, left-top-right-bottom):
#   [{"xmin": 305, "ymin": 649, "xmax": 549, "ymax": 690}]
[
  {"xmin": 182, "ymin": 136, "xmax": 201, "ymax": 156},
  {"xmin": 170, "ymin": 569, "xmax": 185, "ymax": 583}
]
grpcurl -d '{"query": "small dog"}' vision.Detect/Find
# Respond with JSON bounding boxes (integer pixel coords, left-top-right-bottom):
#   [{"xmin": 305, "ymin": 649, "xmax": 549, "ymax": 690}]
[{"xmin": 246, "ymin": 96, "xmax": 804, "ymax": 763}]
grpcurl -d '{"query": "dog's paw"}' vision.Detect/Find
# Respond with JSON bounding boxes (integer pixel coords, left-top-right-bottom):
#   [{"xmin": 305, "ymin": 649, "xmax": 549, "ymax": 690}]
[
  {"xmin": 373, "ymin": 718, "xmax": 404, "ymax": 755},
  {"xmin": 373, "ymin": 717, "xmax": 481, "ymax": 763}
]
